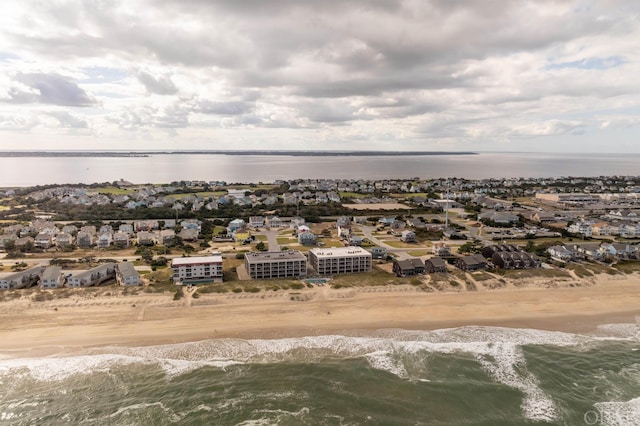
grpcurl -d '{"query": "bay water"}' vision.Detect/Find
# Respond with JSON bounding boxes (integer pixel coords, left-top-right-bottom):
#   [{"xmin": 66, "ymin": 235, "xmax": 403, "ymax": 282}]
[{"xmin": 2, "ymin": 152, "xmax": 640, "ymax": 187}]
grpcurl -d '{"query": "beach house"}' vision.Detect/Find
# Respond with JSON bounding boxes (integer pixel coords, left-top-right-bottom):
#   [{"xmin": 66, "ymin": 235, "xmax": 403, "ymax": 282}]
[{"xmin": 116, "ymin": 262, "xmax": 141, "ymax": 286}]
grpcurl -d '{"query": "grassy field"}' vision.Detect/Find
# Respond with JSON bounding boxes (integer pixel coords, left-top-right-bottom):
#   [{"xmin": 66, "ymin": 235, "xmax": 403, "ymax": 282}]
[
  {"xmin": 330, "ymin": 270, "xmax": 406, "ymax": 287},
  {"xmin": 167, "ymin": 191, "xmax": 227, "ymax": 199},
  {"xmin": 407, "ymin": 250, "xmax": 429, "ymax": 257},
  {"xmin": 613, "ymin": 260, "xmax": 640, "ymax": 274},
  {"xmin": 95, "ymin": 187, "xmax": 134, "ymax": 195},
  {"xmin": 339, "ymin": 192, "xmax": 369, "ymax": 199},
  {"xmin": 497, "ymin": 268, "xmax": 572, "ymax": 279},
  {"xmin": 383, "ymin": 240, "xmax": 426, "ymax": 249}
]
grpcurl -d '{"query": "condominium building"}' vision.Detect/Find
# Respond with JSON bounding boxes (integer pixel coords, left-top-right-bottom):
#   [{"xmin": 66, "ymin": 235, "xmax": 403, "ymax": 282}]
[
  {"xmin": 171, "ymin": 254, "xmax": 223, "ymax": 284},
  {"xmin": 308, "ymin": 247, "xmax": 372, "ymax": 275},
  {"xmin": 67, "ymin": 263, "xmax": 117, "ymax": 287},
  {"xmin": 244, "ymin": 250, "xmax": 307, "ymax": 279}
]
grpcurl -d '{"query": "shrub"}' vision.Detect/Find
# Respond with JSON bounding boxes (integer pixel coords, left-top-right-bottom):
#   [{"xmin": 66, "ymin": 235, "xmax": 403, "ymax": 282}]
[{"xmin": 173, "ymin": 288, "xmax": 184, "ymax": 300}]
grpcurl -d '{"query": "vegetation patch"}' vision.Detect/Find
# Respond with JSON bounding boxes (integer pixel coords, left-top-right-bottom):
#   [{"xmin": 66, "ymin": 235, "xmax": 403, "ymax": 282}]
[{"xmin": 613, "ymin": 261, "xmax": 640, "ymax": 274}]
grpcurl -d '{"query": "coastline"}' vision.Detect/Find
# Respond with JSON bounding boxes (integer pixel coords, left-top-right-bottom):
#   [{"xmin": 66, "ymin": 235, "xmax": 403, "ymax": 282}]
[{"xmin": 1, "ymin": 273, "xmax": 639, "ymax": 358}]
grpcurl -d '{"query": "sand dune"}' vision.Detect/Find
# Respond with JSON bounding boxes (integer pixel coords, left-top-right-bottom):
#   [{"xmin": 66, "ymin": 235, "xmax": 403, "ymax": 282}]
[{"xmin": 1, "ymin": 273, "xmax": 639, "ymax": 357}]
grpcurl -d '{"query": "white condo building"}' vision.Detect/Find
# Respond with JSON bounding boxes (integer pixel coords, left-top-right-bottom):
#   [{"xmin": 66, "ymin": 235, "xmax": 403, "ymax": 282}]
[
  {"xmin": 308, "ymin": 247, "xmax": 372, "ymax": 275},
  {"xmin": 171, "ymin": 254, "xmax": 224, "ymax": 284},
  {"xmin": 244, "ymin": 250, "xmax": 307, "ymax": 279}
]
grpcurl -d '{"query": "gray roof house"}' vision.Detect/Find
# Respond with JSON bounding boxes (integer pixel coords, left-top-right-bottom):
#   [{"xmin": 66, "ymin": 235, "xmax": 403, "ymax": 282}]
[
  {"xmin": 116, "ymin": 262, "xmax": 141, "ymax": 286},
  {"xmin": 41, "ymin": 266, "xmax": 64, "ymax": 289}
]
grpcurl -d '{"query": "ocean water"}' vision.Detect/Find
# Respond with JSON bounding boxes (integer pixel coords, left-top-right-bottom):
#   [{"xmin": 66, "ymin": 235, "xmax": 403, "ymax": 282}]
[
  {"xmin": 1, "ymin": 152, "xmax": 640, "ymax": 186},
  {"xmin": 2, "ymin": 325, "xmax": 640, "ymax": 425}
]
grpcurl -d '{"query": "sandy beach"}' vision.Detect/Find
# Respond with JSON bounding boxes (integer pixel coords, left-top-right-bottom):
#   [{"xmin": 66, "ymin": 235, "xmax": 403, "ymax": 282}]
[{"xmin": 1, "ymin": 273, "xmax": 639, "ymax": 357}]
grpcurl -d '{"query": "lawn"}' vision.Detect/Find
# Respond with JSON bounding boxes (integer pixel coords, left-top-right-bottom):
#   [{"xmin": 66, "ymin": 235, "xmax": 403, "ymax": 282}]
[
  {"xmin": 95, "ymin": 186, "xmax": 134, "ymax": 195},
  {"xmin": 383, "ymin": 240, "xmax": 427, "ymax": 249},
  {"xmin": 407, "ymin": 250, "xmax": 429, "ymax": 257},
  {"xmin": 339, "ymin": 192, "xmax": 369, "ymax": 199}
]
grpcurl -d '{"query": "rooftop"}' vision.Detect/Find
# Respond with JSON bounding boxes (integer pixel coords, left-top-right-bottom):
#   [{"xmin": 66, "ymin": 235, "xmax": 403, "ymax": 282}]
[
  {"xmin": 172, "ymin": 254, "xmax": 223, "ymax": 266},
  {"xmin": 245, "ymin": 250, "xmax": 306, "ymax": 262}
]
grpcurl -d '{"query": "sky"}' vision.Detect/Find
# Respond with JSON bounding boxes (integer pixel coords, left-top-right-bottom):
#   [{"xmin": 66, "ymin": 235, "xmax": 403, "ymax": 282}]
[{"xmin": 0, "ymin": 0, "xmax": 639, "ymax": 153}]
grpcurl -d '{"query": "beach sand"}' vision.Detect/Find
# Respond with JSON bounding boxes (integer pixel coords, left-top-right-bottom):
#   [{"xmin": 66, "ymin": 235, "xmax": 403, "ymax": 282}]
[{"xmin": 1, "ymin": 273, "xmax": 639, "ymax": 357}]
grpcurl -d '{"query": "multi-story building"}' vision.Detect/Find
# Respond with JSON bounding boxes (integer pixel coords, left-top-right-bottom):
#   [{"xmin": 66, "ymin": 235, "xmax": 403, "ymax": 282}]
[
  {"xmin": 116, "ymin": 262, "xmax": 141, "ymax": 286},
  {"xmin": 308, "ymin": 247, "xmax": 372, "ymax": 275},
  {"xmin": 67, "ymin": 263, "xmax": 117, "ymax": 287},
  {"xmin": 171, "ymin": 254, "xmax": 223, "ymax": 284},
  {"xmin": 244, "ymin": 250, "xmax": 307, "ymax": 279},
  {"xmin": 41, "ymin": 265, "xmax": 64, "ymax": 288}
]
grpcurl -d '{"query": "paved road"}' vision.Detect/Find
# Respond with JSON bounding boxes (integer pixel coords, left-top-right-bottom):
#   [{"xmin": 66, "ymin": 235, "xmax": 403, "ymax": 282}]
[{"xmin": 257, "ymin": 229, "xmax": 281, "ymax": 252}]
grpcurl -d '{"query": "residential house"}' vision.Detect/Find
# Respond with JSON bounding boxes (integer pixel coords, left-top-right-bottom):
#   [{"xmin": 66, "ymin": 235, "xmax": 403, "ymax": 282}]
[
  {"xmin": 298, "ymin": 230, "xmax": 317, "ymax": 246},
  {"xmin": 97, "ymin": 232, "xmax": 113, "ymax": 248},
  {"xmin": 55, "ymin": 232, "xmax": 73, "ymax": 248},
  {"xmin": 572, "ymin": 243, "xmax": 603, "ymax": 259},
  {"xmin": 76, "ymin": 231, "xmax": 94, "ymax": 248},
  {"xmin": 266, "ymin": 216, "xmax": 285, "ymax": 229},
  {"xmin": 390, "ymin": 220, "xmax": 406, "ymax": 233},
  {"xmin": 425, "ymin": 257, "xmax": 447, "ymax": 274},
  {"xmin": 491, "ymin": 251, "xmax": 540, "ymax": 269},
  {"xmin": 159, "ymin": 229, "xmax": 176, "ymax": 245},
  {"xmin": 400, "ymin": 230, "xmax": 417, "ymax": 243},
  {"xmin": 67, "ymin": 263, "xmax": 116, "ymax": 287},
  {"xmin": 41, "ymin": 266, "xmax": 64, "ymax": 289},
  {"xmin": 113, "ymin": 231, "xmax": 130, "ymax": 247},
  {"xmin": 348, "ymin": 235, "xmax": 365, "ymax": 246},
  {"xmin": 119, "ymin": 224, "xmax": 134, "ymax": 234},
  {"xmin": 249, "ymin": 216, "xmax": 265, "ymax": 229},
  {"xmin": 547, "ymin": 245, "xmax": 574, "ymax": 262},
  {"xmin": 406, "ymin": 218, "xmax": 427, "ymax": 228},
  {"xmin": 0, "ymin": 266, "xmax": 45, "ymax": 290},
  {"xmin": 432, "ymin": 242, "xmax": 451, "ymax": 257},
  {"xmin": 455, "ymin": 254, "xmax": 487, "ymax": 272},
  {"xmin": 15, "ymin": 236, "xmax": 34, "ymax": 250},
  {"xmin": 34, "ymin": 232, "xmax": 54, "ymax": 249},
  {"xmin": 116, "ymin": 262, "xmax": 141, "ymax": 286},
  {"xmin": 179, "ymin": 228, "xmax": 200, "ymax": 242},
  {"xmin": 393, "ymin": 259, "xmax": 417, "ymax": 277},
  {"xmin": 369, "ymin": 246, "xmax": 387, "ymax": 259},
  {"xmin": 62, "ymin": 224, "xmax": 77, "ymax": 234},
  {"xmin": 290, "ymin": 216, "xmax": 306, "ymax": 228},
  {"xmin": 137, "ymin": 231, "xmax": 156, "ymax": 245}
]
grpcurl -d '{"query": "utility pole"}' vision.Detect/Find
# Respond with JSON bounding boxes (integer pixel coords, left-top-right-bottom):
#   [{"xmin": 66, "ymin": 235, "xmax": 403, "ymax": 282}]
[{"xmin": 445, "ymin": 180, "xmax": 450, "ymax": 230}]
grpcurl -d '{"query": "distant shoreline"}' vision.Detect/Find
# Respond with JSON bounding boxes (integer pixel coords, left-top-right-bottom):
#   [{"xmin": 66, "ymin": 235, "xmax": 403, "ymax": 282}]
[{"xmin": 0, "ymin": 150, "xmax": 477, "ymax": 158}]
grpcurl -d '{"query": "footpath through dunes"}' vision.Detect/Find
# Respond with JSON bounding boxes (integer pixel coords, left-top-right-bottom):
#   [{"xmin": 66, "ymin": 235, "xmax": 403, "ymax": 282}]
[{"xmin": 1, "ymin": 272, "xmax": 640, "ymax": 356}]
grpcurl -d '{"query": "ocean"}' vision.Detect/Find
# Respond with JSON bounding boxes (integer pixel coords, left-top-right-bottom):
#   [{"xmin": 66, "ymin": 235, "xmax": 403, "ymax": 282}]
[
  {"xmin": 2, "ymin": 325, "xmax": 640, "ymax": 425},
  {"xmin": 1, "ymin": 152, "xmax": 640, "ymax": 186}
]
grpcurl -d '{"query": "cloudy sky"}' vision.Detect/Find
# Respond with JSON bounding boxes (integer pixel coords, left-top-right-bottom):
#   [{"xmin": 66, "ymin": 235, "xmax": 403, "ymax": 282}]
[{"xmin": 0, "ymin": 0, "xmax": 638, "ymax": 152}]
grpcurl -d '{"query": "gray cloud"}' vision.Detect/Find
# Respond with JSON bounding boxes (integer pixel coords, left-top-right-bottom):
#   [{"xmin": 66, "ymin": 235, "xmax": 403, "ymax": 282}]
[
  {"xmin": 136, "ymin": 70, "xmax": 178, "ymax": 95},
  {"xmin": 8, "ymin": 73, "xmax": 96, "ymax": 107}
]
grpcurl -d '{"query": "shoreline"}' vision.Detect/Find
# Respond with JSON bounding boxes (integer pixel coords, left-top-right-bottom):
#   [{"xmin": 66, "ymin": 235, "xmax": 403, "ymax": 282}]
[{"xmin": 1, "ymin": 274, "xmax": 639, "ymax": 358}]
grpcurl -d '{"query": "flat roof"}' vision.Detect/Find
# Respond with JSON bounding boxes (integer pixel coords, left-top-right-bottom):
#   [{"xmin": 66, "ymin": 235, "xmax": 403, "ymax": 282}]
[
  {"xmin": 310, "ymin": 246, "xmax": 371, "ymax": 257},
  {"xmin": 172, "ymin": 255, "xmax": 223, "ymax": 266},
  {"xmin": 245, "ymin": 250, "xmax": 306, "ymax": 262}
]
